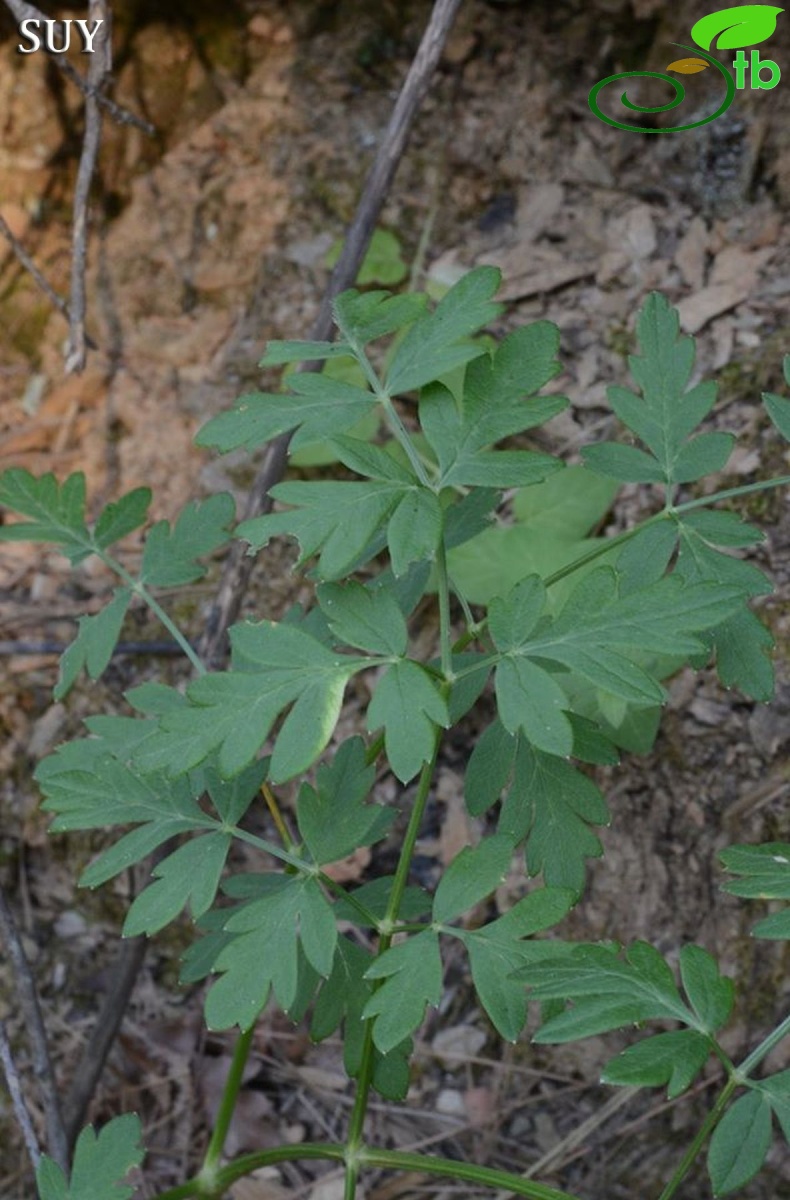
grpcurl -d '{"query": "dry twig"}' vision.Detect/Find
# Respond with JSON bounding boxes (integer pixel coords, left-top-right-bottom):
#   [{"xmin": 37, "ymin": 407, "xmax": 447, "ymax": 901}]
[
  {"xmin": 199, "ymin": 0, "xmax": 464, "ymax": 667},
  {"xmin": 0, "ymin": 884, "xmax": 69, "ymax": 1171}
]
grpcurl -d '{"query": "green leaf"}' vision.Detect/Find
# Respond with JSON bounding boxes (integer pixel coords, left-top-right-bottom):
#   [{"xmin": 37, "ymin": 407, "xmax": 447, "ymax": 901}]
[
  {"xmin": 488, "ymin": 576, "xmax": 546, "ymax": 651},
  {"xmin": 311, "ymin": 936, "xmax": 412, "ymax": 1099},
  {"xmin": 671, "ymin": 432, "xmax": 735, "ymax": 482},
  {"xmin": 367, "ymin": 660, "xmax": 449, "ymax": 782},
  {"xmin": 464, "ymin": 719, "xmax": 517, "ymax": 817},
  {"xmin": 499, "ymin": 740, "xmax": 609, "ymax": 895},
  {"xmin": 679, "ymin": 945, "xmax": 734, "ymax": 1033},
  {"xmin": 135, "ymin": 622, "xmax": 367, "ymax": 781},
  {"xmin": 363, "ymin": 930, "xmax": 442, "ymax": 1052},
  {"xmin": 675, "ymin": 520, "xmax": 774, "ymax": 700},
  {"xmin": 54, "ymin": 588, "xmax": 132, "ymax": 700},
  {"xmin": 36, "ymin": 1114, "xmax": 145, "ymax": 1200},
  {"xmin": 327, "ymin": 228, "xmax": 408, "ymax": 286},
  {"xmin": 495, "ymin": 657, "xmax": 573, "ymax": 757},
  {"xmin": 512, "ymin": 466, "xmax": 618, "ymax": 534},
  {"xmin": 196, "ymin": 374, "xmax": 380, "ymax": 455},
  {"xmin": 330, "ymin": 436, "xmax": 416, "ymax": 483},
  {"xmin": 93, "ymin": 488, "xmax": 151, "ymax": 550},
  {"xmin": 518, "ymin": 941, "xmax": 695, "ymax": 1043},
  {"xmin": 419, "ymin": 379, "xmax": 563, "ymax": 490},
  {"xmin": 387, "ymin": 488, "xmax": 443, "ymax": 577},
  {"xmin": 333, "ymin": 287, "xmax": 426, "ymax": 344},
  {"xmin": 581, "ymin": 442, "xmax": 666, "ymax": 484},
  {"xmin": 317, "ymin": 580, "xmax": 407, "ymax": 655},
  {"xmin": 205, "ymin": 875, "xmax": 337, "ymax": 1029},
  {"xmin": 521, "ymin": 567, "xmax": 743, "ymax": 705},
  {"xmin": 122, "ymin": 832, "xmax": 231, "ymax": 936},
  {"xmin": 0, "ymin": 469, "xmax": 91, "ymax": 564},
  {"xmin": 258, "ymin": 339, "xmax": 354, "ymax": 367},
  {"xmin": 141, "ymin": 493, "xmax": 235, "ymax": 586},
  {"xmin": 691, "ymin": 5, "xmax": 783, "ymax": 51},
  {"xmin": 433, "ymin": 835, "xmax": 514, "ymax": 923},
  {"xmin": 385, "ymin": 266, "xmax": 502, "ymax": 395},
  {"xmin": 760, "ymin": 1069, "xmax": 790, "ymax": 1142},
  {"xmin": 601, "ymin": 1030, "xmax": 711, "ymax": 1098},
  {"xmin": 720, "ymin": 842, "xmax": 790, "ymax": 938},
  {"xmin": 239, "ymin": 479, "xmax": 407, "ymax": 580},
  {"xmin": 707, "ymin": 1090, "xmax": 773, "ymax": 1195},
  {"xmin": 764, "ymin": 389, "xmax": 790, "ymax": 441},
  {"xmin": 296, "ymin": 736, "xmax": 394, "ymax": 865},
  {"xmin": 457, "ymin": 889, "xmax": 575, "ymax": 1041},
  {"xmin": 582, "ymin": 294, "xmax": 734, "ymax": 491}
]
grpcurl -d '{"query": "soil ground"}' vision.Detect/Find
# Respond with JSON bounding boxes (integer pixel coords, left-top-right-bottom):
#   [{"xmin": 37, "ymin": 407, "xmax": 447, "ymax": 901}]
[{"xmin": 1, "ymin": 2, "xmax": 790, "ymax": 1198}]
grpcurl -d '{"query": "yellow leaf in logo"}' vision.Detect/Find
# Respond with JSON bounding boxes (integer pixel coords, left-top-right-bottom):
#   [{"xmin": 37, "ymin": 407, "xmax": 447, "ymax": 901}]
[{"xmin": 666, "ymin": 57, "xmax": 710, "ymax": 73}]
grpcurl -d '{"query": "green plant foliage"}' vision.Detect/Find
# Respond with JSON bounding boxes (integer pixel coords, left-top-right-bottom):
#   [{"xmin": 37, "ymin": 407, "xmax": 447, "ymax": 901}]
[
  {"xmin": 36, "ymin": 1114, "xmax": 144, "ymax": 1200},
  {"xmin": 3, "ymin": 270, "xmax": 790, "ymax": 1200},
  {"xmin": 325, "ymin": 227, "xmax": 409, "ymax": 286},
  {"xmin": 720, "ymin": 842, "xmax": 790, "ymax": 938}
]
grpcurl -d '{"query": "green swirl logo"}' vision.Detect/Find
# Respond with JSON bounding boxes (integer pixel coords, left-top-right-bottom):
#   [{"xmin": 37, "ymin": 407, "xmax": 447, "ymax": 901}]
[{"xmin": 589, "ymin": 4, "xmax": 783, "ymax": 134}]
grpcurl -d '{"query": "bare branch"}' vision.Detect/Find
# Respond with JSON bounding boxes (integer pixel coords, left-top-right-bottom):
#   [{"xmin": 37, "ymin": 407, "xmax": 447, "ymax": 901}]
[
  {"xmin": 0, "ymin": 1020, "xmax": 42, "ymax": 1172},
  {"xmin": 65, "ymin": 0, "xmax": 111, "ymax": 374},
  {"xmin": 198, "ymin": 0, "xmax": 464, "ymax": 666},
  {"xmin": 0, "ymin": 883, "xmax": 69, "ymax": 1171}
]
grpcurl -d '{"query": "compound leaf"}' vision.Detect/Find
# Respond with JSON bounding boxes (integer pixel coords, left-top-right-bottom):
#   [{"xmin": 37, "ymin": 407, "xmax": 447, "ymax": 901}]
[
  {"xmin": 141, "ymin": 493, "xmax": 235, "ymax": 587},
  {"xmin": 764, "ymin": 388, "xmax": 790, "ymax": 441},
  {"xmin": 36, "ymin": 1113, "xmax": 144, "ymax": 1200},
  {"xmin": 720, "ymin": 842, "xmax": 790, "ymax": 938}
]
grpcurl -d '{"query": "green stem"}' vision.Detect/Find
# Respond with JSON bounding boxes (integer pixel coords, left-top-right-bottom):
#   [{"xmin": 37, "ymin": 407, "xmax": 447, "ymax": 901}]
[
  {"xmin": 199, "ymin": 1026, "xmax": 255, "ymax": 1184},
  {"xmin": 657, "ymin": 1075, "xmax": 738, "ymax": 1200},
  {"xmin": 343, "ymin": 734, "xmax": 442, "ymax": 1200},
  {"xmin": 101, "ymin": 552, "xmax": 206, "ymax": 674},
  {"xmin": 672, "ymin": 474, "xmax": 790, "ymax": 515},
  {"xmin": 380, "ymin": 395, "xmax": 434, "ymax": 487},
  {"xmin": 152, "ymin": 1143, "xmax": 346, "ymax": 1200},
  {"xmin": 359, "ymin": 1148, "xmax": 582, "ymax": 1200},
  {"xmin": 739, "ymin": 1009, "xmax": 790, "ymax": 1077},
  {"xmin": 435, "ymin": 540, "xmax": 454, "ymax": 679}
]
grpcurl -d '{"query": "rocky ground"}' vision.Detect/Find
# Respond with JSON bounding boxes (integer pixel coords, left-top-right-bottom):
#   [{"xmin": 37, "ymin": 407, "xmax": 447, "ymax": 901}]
[{"xmin": 1, "ymin": 2, "xmax": 790, "ymax": 1197}]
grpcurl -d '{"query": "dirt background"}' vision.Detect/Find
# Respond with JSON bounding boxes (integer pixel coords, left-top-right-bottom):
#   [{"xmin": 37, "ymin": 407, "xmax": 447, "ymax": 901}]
[{"xmin": 1, "ymin": 1, "xmax": 790, "ymax": 1197}]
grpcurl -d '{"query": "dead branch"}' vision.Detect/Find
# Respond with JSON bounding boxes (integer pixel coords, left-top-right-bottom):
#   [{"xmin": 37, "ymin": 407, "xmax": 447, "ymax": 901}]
[
  {"xmin": 0, "ymin": 884, "xmax": 69, "ymax": 1171},
  {"xmin": 198, "ymin": 0, "xmax": 464, "ymax": 667}
]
